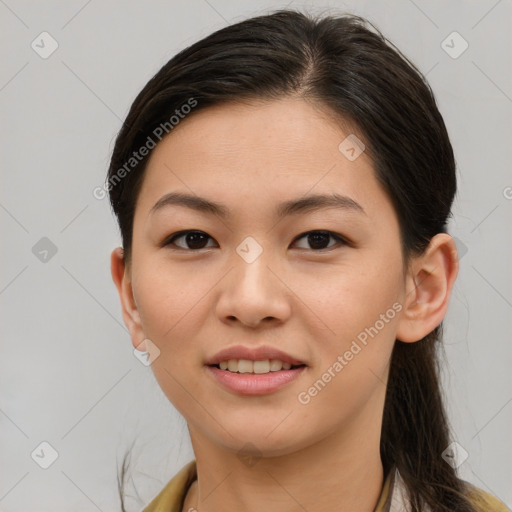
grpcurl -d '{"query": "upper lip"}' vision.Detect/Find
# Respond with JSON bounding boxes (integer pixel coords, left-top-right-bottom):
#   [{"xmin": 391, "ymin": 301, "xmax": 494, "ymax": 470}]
[{"xmin": 205, "ymin": 345, "xmax": 306, "ymax": 366}]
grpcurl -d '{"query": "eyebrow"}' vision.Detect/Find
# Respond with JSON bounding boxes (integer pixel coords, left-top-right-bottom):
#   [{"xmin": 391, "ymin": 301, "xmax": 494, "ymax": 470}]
[{"xmin": 149, "ymin": 191, "xmax": 366, "ymax": 219}]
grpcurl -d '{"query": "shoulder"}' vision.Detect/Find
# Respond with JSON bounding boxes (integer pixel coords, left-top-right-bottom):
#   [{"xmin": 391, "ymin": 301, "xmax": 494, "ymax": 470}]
[
  {"xmin": 392, "ymin": 469, "xmax": 509, "ymax": 512},
  {"xmin": 143, "ymin": 460, "xmax": 197, "ymax": 512},
  {"xmin": 464, "ymin": 482, "xmax": 510, "ymax": 512}
]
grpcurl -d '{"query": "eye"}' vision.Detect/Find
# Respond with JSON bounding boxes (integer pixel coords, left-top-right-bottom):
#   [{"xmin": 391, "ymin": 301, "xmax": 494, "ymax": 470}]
[
  {"xmin": 163, "ymin": 230, "xmax": 216, "ymax": 250},
  {"xmin": 162, "ymin": 229, "xmax": 349, "ymax": 251},
  {"xmin": 292, "ymin": 230, "xmax": 348, "ymax": 251}
]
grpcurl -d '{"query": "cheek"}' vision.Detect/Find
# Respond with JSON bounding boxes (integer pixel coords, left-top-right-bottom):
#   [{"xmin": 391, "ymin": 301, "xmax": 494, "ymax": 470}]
[
  {"xmin": 299, "ymin": 257, "xmax": 402, "ymax": 392},
  {"xmin": 296, "ymin": 257, "xmax": 402, "ymax": 344},
  {"xmin": 295, "ymin": 284, "xmax": 399, "ymax": 436},
  {"xmin": 131, "ymin": 261, "xmax": 212, "ymax": 392},
  {"xmin": 134, "ymin": 258, "xmax": 209, "ymax": 338},
  {"xmin": 132, "ymin": 263, "xmax": 207, "ymax": 414}
]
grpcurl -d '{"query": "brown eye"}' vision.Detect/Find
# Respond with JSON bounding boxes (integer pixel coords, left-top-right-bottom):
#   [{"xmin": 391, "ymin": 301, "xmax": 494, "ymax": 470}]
[
  {"xmin": 164, "ymin": 230, "xmax": 216, "ymax": 250},
  {"xmin": 292, "ymin": 230, "xmax": 347, "ymax": 250}
]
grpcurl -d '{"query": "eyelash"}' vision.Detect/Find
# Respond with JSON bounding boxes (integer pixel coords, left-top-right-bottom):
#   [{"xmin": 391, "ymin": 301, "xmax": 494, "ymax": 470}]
[{"xmin": 162, "ymin": 230, "xmax": 350, "ymax": 252}]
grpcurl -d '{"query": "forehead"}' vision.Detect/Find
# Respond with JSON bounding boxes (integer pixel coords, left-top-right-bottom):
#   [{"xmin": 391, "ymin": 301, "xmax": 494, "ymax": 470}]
[
  {"xmin": 149, "ymin": 97, "xmax": 359, "ymax": 163},
  {"xmin": 135, "ymin": 97, "xmax": 392, "ymax": 223}
]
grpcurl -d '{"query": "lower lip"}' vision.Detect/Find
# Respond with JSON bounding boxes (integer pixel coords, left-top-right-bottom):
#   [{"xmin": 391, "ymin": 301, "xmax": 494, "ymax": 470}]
[{"xmin": 205, "ymin": 365, "xmax": 307, "ymax": 396}]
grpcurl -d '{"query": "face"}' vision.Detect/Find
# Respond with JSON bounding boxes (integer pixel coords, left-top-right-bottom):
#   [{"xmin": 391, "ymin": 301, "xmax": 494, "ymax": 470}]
[{"xmin": 118, "ymin": 97, "xmax": 410, "ymax": 457}]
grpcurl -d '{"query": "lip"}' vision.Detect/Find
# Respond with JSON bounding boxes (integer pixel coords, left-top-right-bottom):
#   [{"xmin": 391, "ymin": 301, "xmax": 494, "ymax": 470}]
[
  {"xmin": 206, "ymin": 365, "xmax": 307, "ymax": 396},
  {"xmin": 205, "ymin": 345, "xmax": 306, "ymax": 366}
]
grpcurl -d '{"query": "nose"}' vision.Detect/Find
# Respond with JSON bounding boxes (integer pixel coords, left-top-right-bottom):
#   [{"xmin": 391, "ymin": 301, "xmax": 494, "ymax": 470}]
[{"xmin": 215, "ymin": 249, "xmax": 292, "ymax": 328}]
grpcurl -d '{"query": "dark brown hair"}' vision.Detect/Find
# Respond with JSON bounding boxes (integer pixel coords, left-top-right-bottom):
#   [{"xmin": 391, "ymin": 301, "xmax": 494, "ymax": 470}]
[{"xmin": 109, "ymin": 9, "xmax": 475, "ymax": 511}]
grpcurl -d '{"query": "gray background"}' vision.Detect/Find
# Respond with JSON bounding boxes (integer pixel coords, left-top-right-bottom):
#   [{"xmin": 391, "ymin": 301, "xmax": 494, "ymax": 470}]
[{"xmin": 1, "ymin": 1, "xmax": 511, "ymax": 510}]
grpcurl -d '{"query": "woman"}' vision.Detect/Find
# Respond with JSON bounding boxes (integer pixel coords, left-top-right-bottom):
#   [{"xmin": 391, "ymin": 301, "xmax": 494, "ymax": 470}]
[{"xmin": 108, "ymin": 9, "xmax": 508, "ymax": 512}]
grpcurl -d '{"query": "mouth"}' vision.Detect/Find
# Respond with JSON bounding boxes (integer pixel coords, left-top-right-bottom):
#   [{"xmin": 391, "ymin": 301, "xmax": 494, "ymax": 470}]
[
  {"xmin": 205, "ymin": 359, "xmax": 308, "ymax": 396},
  {"xmin": 208, "ymin": 360, "xmax": 307, "ymax": 374},
  {"xmin": 204, "ymin": 345, "xmax": 308, "ymax": 395},
  {"xmin": 205, "ymin": 345, "xmax": 306, "ymax": 369}
]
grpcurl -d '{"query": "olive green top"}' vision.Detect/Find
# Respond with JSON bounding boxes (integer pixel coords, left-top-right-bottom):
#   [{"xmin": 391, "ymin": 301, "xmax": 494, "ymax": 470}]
[{"xmin": 143, "ymin": 459, "xmax": 509, "ymax": 512}]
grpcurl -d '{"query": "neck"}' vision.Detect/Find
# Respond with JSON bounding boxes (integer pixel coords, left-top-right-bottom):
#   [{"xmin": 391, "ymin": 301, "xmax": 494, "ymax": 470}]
[{"xmin": 184, "ymin": 418, "xmax": 385, "ymax": 512}]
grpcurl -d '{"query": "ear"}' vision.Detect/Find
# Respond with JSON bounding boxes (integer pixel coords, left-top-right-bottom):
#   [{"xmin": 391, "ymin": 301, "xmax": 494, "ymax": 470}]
[
  {"xmin": 396, "ymin": 233, "xmax": 459, "ymax": 343},
  {"xmin": 110, "ymin": 247, "xmax": 146, "ymax": 351}
]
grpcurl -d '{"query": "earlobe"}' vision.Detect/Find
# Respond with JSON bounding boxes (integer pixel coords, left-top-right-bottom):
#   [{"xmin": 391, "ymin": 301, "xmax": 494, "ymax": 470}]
[
  {"xmin": 110, "ymin": 247, "xmax": 145, "ymax": 349},
  {"xmin": 395, "ymin": 234, "xmax": 459, "ymax": 343}
]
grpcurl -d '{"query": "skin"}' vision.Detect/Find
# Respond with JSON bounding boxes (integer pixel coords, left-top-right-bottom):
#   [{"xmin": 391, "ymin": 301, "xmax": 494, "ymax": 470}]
[{"xmin": 111, "ymin": 97, "xmax": 459, "ymax": 512}]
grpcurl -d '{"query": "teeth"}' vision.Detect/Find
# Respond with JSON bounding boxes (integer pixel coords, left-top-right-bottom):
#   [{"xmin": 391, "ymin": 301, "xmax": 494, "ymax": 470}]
[
  {"xmin": 270, "ymin": 359, "xmax": 284, "ymax": 371},
  {"xmin": 253, "ymin": 360, "xmax": 270, "ymax": 374},
  {"xmin": 238, "ymin": 359, "xmax": 253, "ymax": 373},
  {"xmin": 217, "ymin": 359, "xmax": 295, "ymax": 373}
]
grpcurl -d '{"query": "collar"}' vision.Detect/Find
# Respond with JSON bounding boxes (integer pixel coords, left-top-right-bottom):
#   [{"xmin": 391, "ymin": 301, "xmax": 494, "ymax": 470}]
[{"xmin": 142, "ymin": 460, "xmax": 406, "ymax": 512}]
